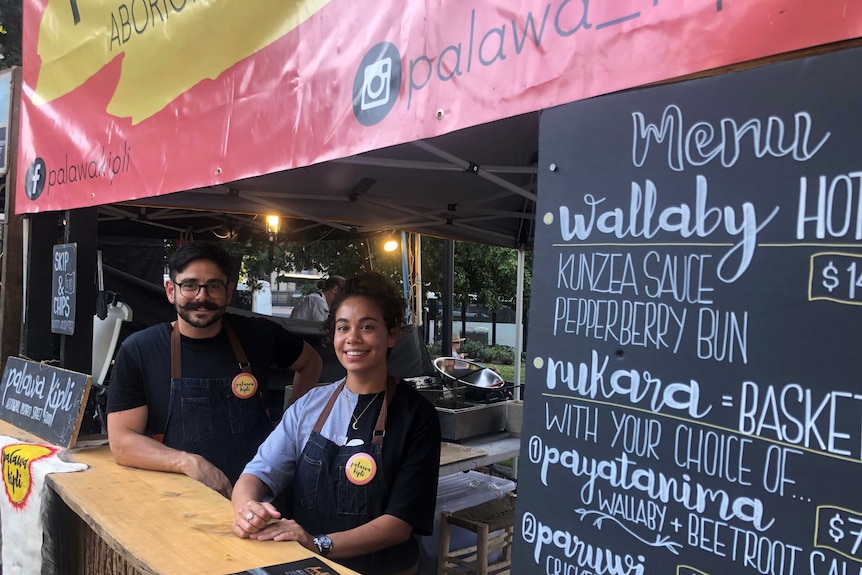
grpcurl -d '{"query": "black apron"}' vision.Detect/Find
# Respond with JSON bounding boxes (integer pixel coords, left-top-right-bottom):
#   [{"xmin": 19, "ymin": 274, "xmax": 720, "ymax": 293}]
[
  {"xmin": 293, "ymin": 378, "xmax": 417, "ymax": 574},
  {"xmin": 163, "ymin": 319, "xmax": 273, "ymax": 485}
]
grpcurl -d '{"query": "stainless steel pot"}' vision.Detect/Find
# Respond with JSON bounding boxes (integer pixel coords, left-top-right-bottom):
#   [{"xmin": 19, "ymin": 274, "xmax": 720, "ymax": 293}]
[{"xmin": 432, "ymin": 356, "xmax": 505, "ymax": 389}]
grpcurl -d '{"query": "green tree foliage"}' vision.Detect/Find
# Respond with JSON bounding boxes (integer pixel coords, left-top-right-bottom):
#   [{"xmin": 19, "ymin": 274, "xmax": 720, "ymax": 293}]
[
  {"xmin": 281, "ymin": 237, "xmax": 402, "ymax": 279},
  {"xmin": 0, "ymin": 2, "xmax": 22, "ymax": 68},
  {"xmin": 240, "ymin": 233, "xmax": 532, "ymax": 311},
  {"xmin": 238, "ymin": 236, "xmax": 403, "ymax": 286},
  {"xmin": 177, "ymin": 233, "xmax": 531, "ymax": 312},
  {"xmin": 421, "ymin": 237, "xmax": 532, "ymax": 311}
]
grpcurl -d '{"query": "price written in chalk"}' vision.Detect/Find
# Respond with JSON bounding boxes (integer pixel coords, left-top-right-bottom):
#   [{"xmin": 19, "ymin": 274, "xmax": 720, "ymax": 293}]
[
  {"xmin": 815, "ymin": 506, "xmax": 862, "ymax": 561},
  {"xmin": 822, "ymin": 262, "xmax": 862, "ymax": 295},
  {"xmin": 830, "ymin": 512, "xmax": 862, "ymax": 554},
  {"xmin": 809, "ymin": 253, "xmax": 862, "ymax": 305}
]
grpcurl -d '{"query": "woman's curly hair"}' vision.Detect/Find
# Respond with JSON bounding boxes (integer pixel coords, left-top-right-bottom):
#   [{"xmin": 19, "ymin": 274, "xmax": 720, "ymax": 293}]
[{"xmin": 322, "ymin": 272, "xmax": 407, "ymax": 345}]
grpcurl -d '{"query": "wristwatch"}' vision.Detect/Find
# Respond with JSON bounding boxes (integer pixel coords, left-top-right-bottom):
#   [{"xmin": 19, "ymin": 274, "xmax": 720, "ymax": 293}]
[{"xmin": 313, "ymin": 534, "xmax": 333, "ymax": 557}]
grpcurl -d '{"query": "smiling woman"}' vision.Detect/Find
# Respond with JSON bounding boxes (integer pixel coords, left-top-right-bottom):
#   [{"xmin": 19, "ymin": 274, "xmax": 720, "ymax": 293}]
[{"xmin": 232, "ymin": 272, "xmax": 442, "ymax": 575}]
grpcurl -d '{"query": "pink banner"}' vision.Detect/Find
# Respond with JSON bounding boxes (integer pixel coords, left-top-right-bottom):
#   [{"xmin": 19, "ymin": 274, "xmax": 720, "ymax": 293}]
[{"xmin": 16, "ymin": 0, "xmax": 862, "ymax": 213}]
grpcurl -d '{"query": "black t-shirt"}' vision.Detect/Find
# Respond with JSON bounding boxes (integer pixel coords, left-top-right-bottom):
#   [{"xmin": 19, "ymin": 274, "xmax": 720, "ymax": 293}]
[
  {"xmin": 106, "ymin": 313, "xmax": 305, "ymax": 436},
  {"xmin": 346, "ymin": 383, "xmax": 441, "ymax": 573},
  {"xmin": 346, "ymin": 384, "xmax": 441, "ymax": 537}
]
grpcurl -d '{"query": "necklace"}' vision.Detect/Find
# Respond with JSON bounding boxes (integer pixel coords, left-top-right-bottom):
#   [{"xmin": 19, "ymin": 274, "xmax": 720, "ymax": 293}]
[{"xmin": 349, "ymin": 391, "xmax": 382, "ymax": 430}]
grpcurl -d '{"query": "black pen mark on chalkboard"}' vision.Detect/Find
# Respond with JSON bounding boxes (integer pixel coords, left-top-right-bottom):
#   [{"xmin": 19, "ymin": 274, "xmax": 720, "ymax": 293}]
[
  {"xmin": 596, "ymin": 12, "xmax": 640, "ymax": 30},
  {"xmin": 721, "ymin": 395, "xmax": 734, "ymax": 407},
  {"xmin": 573, "ymin": 509, "xmax": 683, "ymax": 554},
  {"xmin": 543, "ymin": 392, "xmax": 862, "ymax": 465}
]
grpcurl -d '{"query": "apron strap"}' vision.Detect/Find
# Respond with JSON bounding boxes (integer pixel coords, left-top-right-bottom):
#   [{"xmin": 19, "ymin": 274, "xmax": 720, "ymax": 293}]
[
  {"xmin": 372, "ymin": 376, "xmax": 398, "ymax": 445},
  {"xmin": 222, "ymin": 318, "xmax": 251, "ymax": 371},
  {"xmin": 171, "ymin": 322, "xmax": 182, "ymax": 379},
  {"xmin": 170, "ymin": 317, "xmax": 251, "ymax": 379},
  {"xmin": 313, "ymin": 380, "xmax": 346, "ymax": 433}
]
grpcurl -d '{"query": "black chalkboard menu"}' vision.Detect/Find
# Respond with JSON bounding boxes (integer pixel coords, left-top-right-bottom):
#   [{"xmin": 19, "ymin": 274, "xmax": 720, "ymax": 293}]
[
  {"xmin": 514, "ymin": 47, "xmax": 862, "ymax": 574},
  {"xmin": 0, "ymin": 357, "xmax": 92, "ymax": 448},
  {"xmin": 51, "ymin": 243, "xmax": 77, "ymax": 335}
]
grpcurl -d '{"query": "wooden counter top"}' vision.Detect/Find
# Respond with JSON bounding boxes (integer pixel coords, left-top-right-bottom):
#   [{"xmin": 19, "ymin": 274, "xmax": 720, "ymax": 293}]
[{"xmin": 0, "ymin": 421, "xmax": 357, "ymax": 575}]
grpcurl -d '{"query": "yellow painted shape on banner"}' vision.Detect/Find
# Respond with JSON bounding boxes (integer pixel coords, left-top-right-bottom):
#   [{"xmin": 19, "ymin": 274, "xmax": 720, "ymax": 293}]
[
  {"xmin": 2, "ymin": 444, "xmax": 53, "ymax": 508},
  {"xmin": 34, "ymin": 0, "xmax": 331, "ymax": 123}
]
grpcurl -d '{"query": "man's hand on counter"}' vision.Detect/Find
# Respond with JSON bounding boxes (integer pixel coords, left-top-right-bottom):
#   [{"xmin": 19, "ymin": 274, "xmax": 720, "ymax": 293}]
[
  {"xmin": 108, "ymin": 407, "xmax": 232, "ymax": 498},
  {"xmin": 181, "ymin": 453, "xmax": 232, "ymax": 498}
]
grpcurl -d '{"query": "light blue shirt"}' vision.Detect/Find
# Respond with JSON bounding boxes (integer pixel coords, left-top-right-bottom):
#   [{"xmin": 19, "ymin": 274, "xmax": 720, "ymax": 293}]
[{"xmin": 242, "ymin": 380, "xmax": 359, "ymax": 496}]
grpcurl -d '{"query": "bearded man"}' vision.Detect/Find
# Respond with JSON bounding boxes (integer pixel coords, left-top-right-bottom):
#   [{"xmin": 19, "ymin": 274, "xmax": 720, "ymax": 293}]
[{"xmin": 107, "ymin": 242, "xmax": 322, "ymax": 497}]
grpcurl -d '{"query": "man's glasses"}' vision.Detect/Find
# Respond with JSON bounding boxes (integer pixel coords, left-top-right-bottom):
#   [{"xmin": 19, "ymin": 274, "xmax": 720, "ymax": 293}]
[{"xmin": 173, "ymin": 280, "xmax": 228, "ymax": 298}]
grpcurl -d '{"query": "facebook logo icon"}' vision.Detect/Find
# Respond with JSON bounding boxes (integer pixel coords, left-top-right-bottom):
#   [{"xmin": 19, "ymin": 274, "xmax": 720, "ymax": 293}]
[{"xmin": 25, "ymin": 158, "xmax": 46, "ymax": 201}]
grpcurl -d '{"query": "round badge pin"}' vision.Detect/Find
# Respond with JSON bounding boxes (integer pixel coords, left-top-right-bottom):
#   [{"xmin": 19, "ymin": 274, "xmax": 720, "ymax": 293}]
[
  {"xmin": 345, "ymin": 452, "xmax": 377, "ymax": 485},
  {"xmin": 231, "ymin": 372, "xmax": 258, "ymax": 399}
]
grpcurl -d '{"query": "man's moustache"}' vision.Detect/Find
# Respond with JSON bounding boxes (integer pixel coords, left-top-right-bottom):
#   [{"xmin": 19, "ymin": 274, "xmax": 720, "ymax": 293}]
[{"xmin": 182, "ymin": 302, "xmax": 221, "ymax": 311}]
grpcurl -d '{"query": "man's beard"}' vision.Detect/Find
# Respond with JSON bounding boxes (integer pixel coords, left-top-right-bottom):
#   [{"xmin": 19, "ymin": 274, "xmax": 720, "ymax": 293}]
[{"xmin": 176, "ymin": 301, "xmax": 226, "ymax": 329}]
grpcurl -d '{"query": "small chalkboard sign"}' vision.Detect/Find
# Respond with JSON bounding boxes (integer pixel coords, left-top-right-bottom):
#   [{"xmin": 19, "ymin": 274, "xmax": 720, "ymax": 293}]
[
  {"xmin": 0, "ymin": 357, "xmax": 92, "ymax": 448},
  {"xmin": 51, "ymin": 243, "xmax": 77, "ymax": 336}
]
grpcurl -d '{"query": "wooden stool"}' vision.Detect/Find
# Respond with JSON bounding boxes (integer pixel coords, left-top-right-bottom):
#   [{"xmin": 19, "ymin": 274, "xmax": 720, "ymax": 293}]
[{"xmin": 437, "ymin": 493, "xmax": 515, "ymax": 575}]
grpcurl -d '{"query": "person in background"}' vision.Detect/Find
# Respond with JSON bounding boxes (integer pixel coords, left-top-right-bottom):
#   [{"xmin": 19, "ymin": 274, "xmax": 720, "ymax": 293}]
[
  {"xmin": 106, "ymin": 242, "xmax": 323, "ymax": 498},
  {"xmin": 290, "ymin": 275, "xmax": 346, "ymax": 321},
  {"xmin": 232, "ymin": 272, "xmax": 441, "ymax": 575},
  {"xmin": 451, "ymin": 334, "xmax": 466, "ymax": 359}
]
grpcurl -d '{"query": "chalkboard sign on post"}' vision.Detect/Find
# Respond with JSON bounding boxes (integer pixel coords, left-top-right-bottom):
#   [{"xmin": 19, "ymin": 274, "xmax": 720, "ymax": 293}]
[
  {"xmin": 51, "ymin": 243, "xmax": 77, "ymax": 336},
  {"xmin": 0, "ymin": 357, "xmax": 92, "ymax": 448},
  {"xmin": 514, "ymin": 47, "xmax": 862, "ymax": 574}
]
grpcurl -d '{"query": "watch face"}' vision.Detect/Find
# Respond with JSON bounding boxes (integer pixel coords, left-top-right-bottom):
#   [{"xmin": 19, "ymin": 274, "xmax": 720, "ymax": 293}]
[{"xmin": 315, "ymin": 535, "xmax": 332, "ymax": 555}]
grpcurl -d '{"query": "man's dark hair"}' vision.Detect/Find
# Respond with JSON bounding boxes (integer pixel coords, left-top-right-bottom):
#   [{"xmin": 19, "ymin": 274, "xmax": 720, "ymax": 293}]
[{"xmin": 168, "ymin": 242, "xmax": 234, "ymax": 281}]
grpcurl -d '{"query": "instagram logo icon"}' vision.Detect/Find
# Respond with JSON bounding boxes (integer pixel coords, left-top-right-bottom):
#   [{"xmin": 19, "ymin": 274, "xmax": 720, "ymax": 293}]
[
  {"xmin": 353, "ymin": 42, "xmax": 401, "ymax": 126},
  {"xmin": 361, "ymin": 58, "xmax": 392, "ymax": 111}
]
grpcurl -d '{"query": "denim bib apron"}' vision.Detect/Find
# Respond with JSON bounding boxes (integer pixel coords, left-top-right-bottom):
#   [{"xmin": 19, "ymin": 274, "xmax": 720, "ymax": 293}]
[
  {"xmin": 293, "ymin": 378, "xmax": 416, "ymax": 574},
  {"xmin": 163, "ymin": 319, "xmax": 273, "ymax": 485}
]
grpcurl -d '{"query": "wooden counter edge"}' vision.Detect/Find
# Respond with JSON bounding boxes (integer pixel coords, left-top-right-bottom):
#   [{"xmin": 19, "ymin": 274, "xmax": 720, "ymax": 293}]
[
  {"xmin": 46, "ymin": 444, "xmax": 361, "ymax": 575},
  {"xmin": 46, "ymin": 448, "xmax": 159, "ymax": 575}
]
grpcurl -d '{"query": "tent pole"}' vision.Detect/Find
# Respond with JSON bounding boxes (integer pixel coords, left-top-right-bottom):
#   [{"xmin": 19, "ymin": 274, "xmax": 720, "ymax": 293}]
[
  {"xmin": 514, "ymin": 248, "xmax": 525, "ymax": 400},
  {"xmin": 441, "ymin": 239, "xmax": 454, "ymax": 359},
  {"xmin": 413, "ymin": 234, "xmax": 423, "ymax": 326},
  {"xmin": 400, "ymin": 231, "xmax": 410, "ymax": 323}
]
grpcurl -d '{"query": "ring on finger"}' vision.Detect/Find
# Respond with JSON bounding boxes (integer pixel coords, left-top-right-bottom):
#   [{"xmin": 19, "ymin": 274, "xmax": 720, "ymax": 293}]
[{"xmin": 246, "ymin": 512, "xmax": 255, "ymax": 522}]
